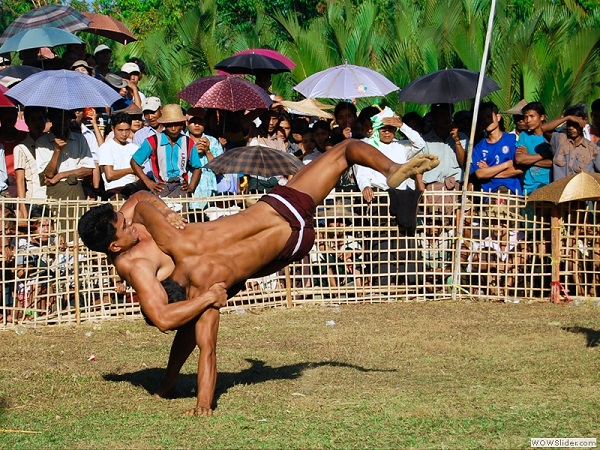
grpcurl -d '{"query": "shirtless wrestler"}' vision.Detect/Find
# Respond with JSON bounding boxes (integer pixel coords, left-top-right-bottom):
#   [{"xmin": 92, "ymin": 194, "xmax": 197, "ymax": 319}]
[{"xmin": 78, "ymin": 139, "xmax": 439, "ymax": 416}]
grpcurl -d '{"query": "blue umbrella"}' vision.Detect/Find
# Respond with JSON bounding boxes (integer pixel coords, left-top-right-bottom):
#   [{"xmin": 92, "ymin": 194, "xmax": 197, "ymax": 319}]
[
  {"xmin": 0, "ymin": 27, "xmax": 83, "ymax": 54},
  {"xmin": 5, "ymin": 70, "xmax": 121, "ymax": 109}
]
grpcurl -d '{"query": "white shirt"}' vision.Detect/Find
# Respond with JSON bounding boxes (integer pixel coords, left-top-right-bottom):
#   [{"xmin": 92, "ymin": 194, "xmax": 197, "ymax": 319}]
[
  {"xmin": 0, "ymin": 145, "xmax": 7, "ymax": 191},
  {"xmin": 36, "ymin": 131, "xmax": 95, "ymax": 176},
  {"xmin": 98, "ymin": 139, "xmax": 139, "ymax": 191},
  {"xmin": 13, "ymin": 134, "xmax": 47, "ymax": 199},
  {"xmin": 80, "ymin": 123, "xmax": 100, "ymax": 163},
  {"xmin": 421, "ymin": 129, "xmax": 467, "ymax": 184},
  {"xmin": 354, "ymin": 123, "xmax": 426, "ymax": 191}
]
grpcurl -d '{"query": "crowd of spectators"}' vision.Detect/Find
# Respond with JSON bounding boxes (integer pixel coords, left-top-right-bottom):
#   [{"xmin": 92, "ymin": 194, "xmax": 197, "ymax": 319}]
[{"xmin": 2, "ymin": 43, "xmax": 600, "ymax": 322}]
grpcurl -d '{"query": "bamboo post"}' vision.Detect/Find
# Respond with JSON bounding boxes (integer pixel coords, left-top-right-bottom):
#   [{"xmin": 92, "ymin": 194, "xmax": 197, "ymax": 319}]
[
  {"xmin": 285, "ymin": 265, "xmax": 293, "ymax": 308},
  {"xmin": 73, "ymin": 230, "xmax": 81, "ymax": 325},
  {"xmin": 551, "ymin": 205, "xmax": 561, "ymax": 303}
]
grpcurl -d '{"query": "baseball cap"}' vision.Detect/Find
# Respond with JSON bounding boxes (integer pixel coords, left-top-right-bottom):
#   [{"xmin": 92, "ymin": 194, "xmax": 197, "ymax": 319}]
[
  {"xmin": 94, "ymin": 44, "xmax": 112, "ymax": 55},
  {"xmin": 121, "ymin": 62, "xmax": 140, "ymax": 74},
  {"xmin": 142, "ymin": 97, "xmax": 161, "ymax": 112}
]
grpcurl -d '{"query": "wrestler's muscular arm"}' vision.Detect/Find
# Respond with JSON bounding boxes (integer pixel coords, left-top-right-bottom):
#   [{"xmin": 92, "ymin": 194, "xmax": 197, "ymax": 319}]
[
  {"xmin": 121, "ymin": 190, "xmax": 187, "ymax": 229},
  {"xmin": 117, "ymin": 258, "xmax": 226, "ymax": 332}
]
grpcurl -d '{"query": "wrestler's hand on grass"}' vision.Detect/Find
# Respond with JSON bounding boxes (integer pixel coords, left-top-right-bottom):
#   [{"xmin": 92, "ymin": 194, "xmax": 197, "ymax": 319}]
[
  {"xmin": 165, "ymin": 211, "xmax": 188, "ymax": 229},
  {"xmin": 182, "ymin": 406, "xmax": 213, "ymax": 417},
  {"xmin": 207, "ymin": 281, "xmax": 228, "ymax": 308}
]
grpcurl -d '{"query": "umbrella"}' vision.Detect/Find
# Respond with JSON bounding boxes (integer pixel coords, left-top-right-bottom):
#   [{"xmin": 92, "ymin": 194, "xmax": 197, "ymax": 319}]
[
  {"xmin": 0, "ymin": 84, "xmax": 16, "ymax": 107},
  {"xmin": 82, "ymin": 12, "xmax": 137, "ymax": 44},
  {"xmin": 204, "ymin": 145, "xmax": 304, "ymax": 178},
  {"xmin": 398, "ymin": 68, "xmax": 501, "ymax": 104},
  {"xmin": 0, "ymin": 5, "xmax": 91, "ymax": 45},
  {"xmin": 215, "ymin": 53, "xmax": 291, "ymax": 75},
  {"xmin": 0, "ymin": 27, "xmax": 83, "ymax": 54},
  {"xmin": 281, "ymin": 98, "xmax": 334, "ymax": 119},
  {"xmin": 216, "ymin": 49, "xmax": 295, "ymax": 75},
  {"xmin": 527, "ymin": 172, "xmax": 600, "ymax": 204},
  {"xmin": 0, "ymin": 65, "xmax": 43, "ymax": 87},
  {"xmin": 5, "ymin": 69, "xmax": 122, "ymax": 109},
  {"xmin": 293, "ymin": 61, "xmax": 399, "ymax": 99},
  {"xmin": 193, "ymin": 76, "xmax": 272, "ymax": 111},
  {"xmin": 527, "ymin": 172, "xmax": 600, "ymax": 304},
  {"xmin": 176, "ymin": 75, "xmax": 228, "ymax": 105}
]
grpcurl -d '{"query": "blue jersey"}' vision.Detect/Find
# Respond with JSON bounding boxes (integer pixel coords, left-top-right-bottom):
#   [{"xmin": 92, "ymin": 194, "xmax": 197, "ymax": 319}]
[
  {"xmin": 470, "ymin": 132, "xmax": 522, "ymax": 194},
  {"xmin": 518, "ymin": 130, "xmax": 551, "ymax": 194}
]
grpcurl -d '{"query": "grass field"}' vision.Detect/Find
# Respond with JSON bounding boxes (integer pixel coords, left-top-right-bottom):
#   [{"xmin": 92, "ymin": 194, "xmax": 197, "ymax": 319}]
[{"xmin": 0, "ymin": 301, "xmax": 598, "ymax": 449}]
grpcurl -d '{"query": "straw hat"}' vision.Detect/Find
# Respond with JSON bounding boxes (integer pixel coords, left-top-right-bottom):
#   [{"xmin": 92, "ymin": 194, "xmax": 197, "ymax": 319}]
[
  {"xmin": 501, "ymin": 99, "xmax": 528, "ymax": 115},
  {"xmin": 158, "ymin": 104, "xmax": 187, "ymax": 124},
  {"xmin": 281, "ymin": 99, "xmax": 334, "ymax": 119}
]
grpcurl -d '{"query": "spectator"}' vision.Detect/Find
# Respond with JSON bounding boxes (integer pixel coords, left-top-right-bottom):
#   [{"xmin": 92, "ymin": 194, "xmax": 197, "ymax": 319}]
[
  {"xmin": 290, "ymin": 118, "xmax": 309, "ymax": 155},
  {"xmin": 300, "ymin": 130, "xmax": 318, "ymax": 164},
  {"xmin": 13, "ymin": 107, "xmax": 48, "ymax": 218},
  {"xmin": 98, "ymin": 112, "xmax": 142, "ymax": 199},
  {"xmin": 1, "ymin": 206, "xmax": 16, "ymax": 322},
  {"xmin": 541, "ymin": 103, "xmax": 600, "ymax": 180},
  {"xmin": 246, "ymin": 109, "xmax": 285, "ymax": 193},
  {"xmin": 515, "ymin": 101, "xmax": 552, "ymax": 194},
  {"xmin": 312, "ymin": 120, "xmax": 332, "ymax": 154},
  {"xmin": 277, "ymin": 112, "xmax": 301, "ymax": 155},
  {"xmin": 587, "ymin": 99, "xmax": 600, "ymax": 145},
  {"xmin": 186, "ymin": 107, "xmax": 225, "ymax": 211},
  {"xmin": 401, "ymin": 111, "xmax": 424, "ymax": 135},
  {"xmin": 501, "ymin": 99, "xmax": 528, "ymax": 139},
  {"xmin": 353, "ymin": 105, "xmax": 381, "ymax": 139},
  {"xmin": 120, "ymin": 62, "xmax": 146, "ymax": 103},
  {"xmin": 71, "ymin": 108, "xmax": 103, "ymax": 199},
  {"xmin": 470, "ymin": 102, "xmax": 523, "ymax": 195},
  {"xmin": 71, "ymin": 59, "xmax": 94, "ymax": 76},
  {"xmin": 131, "ymin": 104, "xmax": 201, "ymax": 199},
  {"xmin": 93, "ymin": 44, "xmax": 112, "ymax": 79},
  {"xmin": 0, "ymin": 54, "xmax": 10, "ymax": 70},
  {"xmin": 421, "ymin": 103, "xmax": 467, "ymax": 203},
  {"xmin": 0, "ymin": 106, "xmax": 28, "ymax": 197},
  {"xmin": 133, "ymin": 97, "xmax": 163, "ymax": 146},
  {"xmin": 0, "ymin": 144, "xmax": 7, "ymax": 197},
  {"xmin": 330, "ymin": 101, "xmax": 357, "ymax": 144},
  {"xmin": 36, "ymin": 108, "xmax": 95, "ymax": 202}
]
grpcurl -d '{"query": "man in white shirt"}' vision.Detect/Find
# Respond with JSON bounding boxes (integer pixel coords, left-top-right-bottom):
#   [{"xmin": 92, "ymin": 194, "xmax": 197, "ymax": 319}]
[{"xmin": 98, "ymin": 112, "xmax": 142, "ymax": 199}]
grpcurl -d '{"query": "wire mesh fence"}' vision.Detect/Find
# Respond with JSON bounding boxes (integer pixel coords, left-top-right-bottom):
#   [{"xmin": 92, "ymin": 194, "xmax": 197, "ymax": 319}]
[{"xmin": 1, "ymin": 191, "xmax": 599, "ymax": 329}]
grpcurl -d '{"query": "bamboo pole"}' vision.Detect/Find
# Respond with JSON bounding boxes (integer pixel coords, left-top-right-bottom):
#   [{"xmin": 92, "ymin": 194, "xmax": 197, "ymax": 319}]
[
  {"xmin": 551, "ymin": 206, "xmax": 561, "ymax": 303},
  {"xmin": 452, "ymin": 0, "xmax": 498, "ymax": 301},
  {"xmin": 285, "ymin": 265, "xmax": 293, "ymax": 308}
]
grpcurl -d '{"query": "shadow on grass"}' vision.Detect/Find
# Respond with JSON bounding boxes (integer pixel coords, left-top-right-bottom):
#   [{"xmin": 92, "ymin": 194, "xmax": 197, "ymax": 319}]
[
  {"xmin": 562, "ymin": 326, "xmax": 600, "ymax": 348},
  {"xmin": 103, "ymin": 358, "xmax": 395, "ymax": 407}
]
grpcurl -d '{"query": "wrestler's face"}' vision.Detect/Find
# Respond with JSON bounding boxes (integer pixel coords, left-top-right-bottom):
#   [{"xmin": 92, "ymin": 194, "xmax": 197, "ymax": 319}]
[{"xmin": 109, "ymin": 212, "xmax": 139, "ymax": 252}]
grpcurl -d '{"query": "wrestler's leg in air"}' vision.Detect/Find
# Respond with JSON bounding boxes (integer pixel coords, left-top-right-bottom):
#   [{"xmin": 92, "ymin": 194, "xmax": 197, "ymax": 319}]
[{"xmin": 287, "ymin": 139, "xmax": 438, "ymax": 206}]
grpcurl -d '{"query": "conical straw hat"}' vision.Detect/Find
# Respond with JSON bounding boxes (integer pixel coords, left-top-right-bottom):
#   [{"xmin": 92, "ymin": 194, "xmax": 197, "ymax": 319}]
[{"xmin": 527, "ymin": 172, "xmax": 600, "ymax": 204}]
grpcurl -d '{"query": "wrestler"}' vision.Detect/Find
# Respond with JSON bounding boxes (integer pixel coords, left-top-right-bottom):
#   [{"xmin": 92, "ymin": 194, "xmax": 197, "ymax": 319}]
[{"xmin": 78, "ymin": 139, "xmax": 439, "ymax": 416}]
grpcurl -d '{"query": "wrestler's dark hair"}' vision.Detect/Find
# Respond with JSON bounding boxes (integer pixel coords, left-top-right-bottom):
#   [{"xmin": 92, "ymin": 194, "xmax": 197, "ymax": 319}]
[
  {"xmin": 162, "ymin": 277, "xmax": 186, "ymax": 303},
  {"xmin": 141, "ymin": 278, "xmax": 186, "ymax": 327},
  {"xmin": 77, "ymin": 203, "xmax": 118, "ymax": 254}
]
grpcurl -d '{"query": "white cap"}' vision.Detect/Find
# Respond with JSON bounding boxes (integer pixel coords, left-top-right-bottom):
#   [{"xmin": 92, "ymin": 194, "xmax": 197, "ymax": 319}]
[
  {"xmin": 94, "ymin": 44, "xmax": 111, "ymax": 55},
  {"xmin": 141, "ymin": 97, "xmax": 161, "ymax": 112},
  {"xmin": 120, "ymin": 62, "xmax": 140, "ymax": 74}
]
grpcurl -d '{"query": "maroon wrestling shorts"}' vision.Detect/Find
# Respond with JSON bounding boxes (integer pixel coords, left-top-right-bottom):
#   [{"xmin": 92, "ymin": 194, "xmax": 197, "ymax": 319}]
[{"xmin": 258, "ymin": 185, "xmax": 316, "ymax": 263}]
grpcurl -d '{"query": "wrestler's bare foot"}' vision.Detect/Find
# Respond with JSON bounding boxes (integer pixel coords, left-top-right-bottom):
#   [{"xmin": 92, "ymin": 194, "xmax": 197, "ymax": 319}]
[
  {"xmin": 386, "ymin": 154, "xmax": 440, "ymax": 189},
  {"xmin": 182, "ymin": 406, "xmax": 213, "ymax": 417}
]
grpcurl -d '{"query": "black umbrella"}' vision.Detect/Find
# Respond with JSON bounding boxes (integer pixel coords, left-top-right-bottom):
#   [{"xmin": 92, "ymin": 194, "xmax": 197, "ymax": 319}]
[
  {"xmin": 204, "ymin": 146, "xmax": 304, "ymax": 178},
  {"xmin": 398, "ymin": 68, "xmax": 501, "ymax": 104},
  {"xmin": 215, "ymin": 53, "xmax": 291, "ymax": 75},
  {"xmin": 0, "ymin": 65, "xmax": 43, "ymax": 87}
]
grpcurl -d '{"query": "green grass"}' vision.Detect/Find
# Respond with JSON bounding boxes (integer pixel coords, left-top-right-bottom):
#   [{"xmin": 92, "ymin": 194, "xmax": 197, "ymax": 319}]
[{"xmin": 0, "ymin": 302, "xmax": 598, "ymax": 449}]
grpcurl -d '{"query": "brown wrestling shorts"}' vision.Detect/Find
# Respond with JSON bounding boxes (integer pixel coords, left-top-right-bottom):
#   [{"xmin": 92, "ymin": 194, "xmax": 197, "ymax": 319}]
[{"xmin": 258, "ymin": 185, "xmax": 316, "ymax": 263}]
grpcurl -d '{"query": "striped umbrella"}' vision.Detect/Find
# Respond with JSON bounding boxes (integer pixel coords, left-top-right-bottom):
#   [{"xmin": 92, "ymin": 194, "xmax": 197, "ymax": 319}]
[
  {"xmin": 0, "ymin": 5, "xmax": 91, "ymax": 44},
  {"xmin": 204, "ymin": 145, "xmax": 304, "ymax": 178}
]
